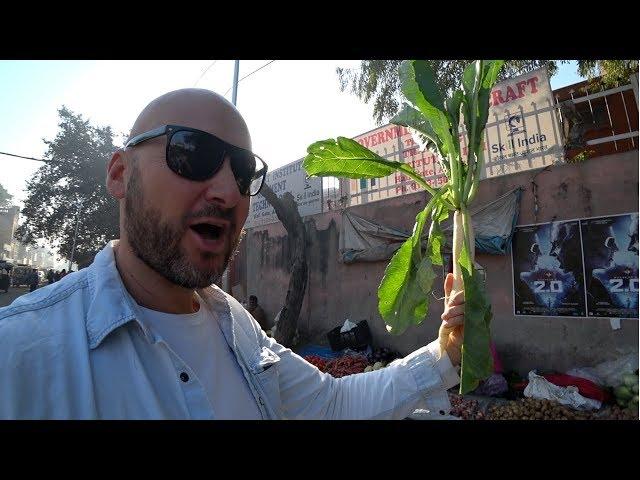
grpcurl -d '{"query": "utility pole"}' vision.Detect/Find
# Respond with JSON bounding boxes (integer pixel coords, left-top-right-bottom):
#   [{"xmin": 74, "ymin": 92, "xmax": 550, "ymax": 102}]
[
  {"xmin": 231, "ymin": 60, "xmax": 240, "ymax": 106},
  {"xmin": 68, "ymin": 198, "xmax": 84, "ymax": 271},
  {"xmin": 223, "ymin": 60, "xmax": 240, "ymax": 294}
]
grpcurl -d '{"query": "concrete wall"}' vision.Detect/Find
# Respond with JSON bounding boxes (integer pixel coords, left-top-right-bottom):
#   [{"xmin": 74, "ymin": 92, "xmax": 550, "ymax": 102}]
[{"xmin": 239, "ymin": 150, "xmax": 639, "ymax": 374}]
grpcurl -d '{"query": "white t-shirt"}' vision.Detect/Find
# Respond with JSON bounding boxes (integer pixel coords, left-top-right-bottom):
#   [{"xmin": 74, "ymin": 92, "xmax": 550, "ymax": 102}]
[{"xmin": 136, "ymin": 295, "xmax": 262, "ymax": 419}]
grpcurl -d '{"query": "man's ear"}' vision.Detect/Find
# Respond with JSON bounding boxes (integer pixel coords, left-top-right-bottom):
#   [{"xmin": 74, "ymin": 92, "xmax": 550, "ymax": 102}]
[{"xmin": 107, "ymin": 150, "xmax": 126, "ymax": 199}]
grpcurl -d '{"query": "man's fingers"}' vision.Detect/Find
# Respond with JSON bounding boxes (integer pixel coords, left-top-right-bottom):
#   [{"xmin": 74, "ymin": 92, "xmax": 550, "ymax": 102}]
[
  {"xmin": 442, "ymin": 304, "xmax": 465, "ymax": 321},
  {"xmin": 447, "ymin": 289, "xmax": 465, "ymax": 307},
  {"xmin": 442, "ymin": 314, "xmax": 464, "ymax": 327},
  {"xmin": 444, "ymin": 273, "xmax": 454, "ymax": 299}
]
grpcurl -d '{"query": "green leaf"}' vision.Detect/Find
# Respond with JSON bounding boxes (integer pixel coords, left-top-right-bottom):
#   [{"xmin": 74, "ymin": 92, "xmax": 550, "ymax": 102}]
[
  {"xmin": 476, "ymin": 60, "xmax": 505, "ymax": 136},
  {"xmin": 461, "ymin": 61, "xmax": 481, "ymax": 155},
  {"xmin": 416, "ymin": 257, "xmax": 436, "ymax": 295},
  {"xmin": 391, "ymin": 104, "xmax": 446, "ymax": 159},
  {"xmin": 379, "ymin": 198, "xmax": 442, "ymax": 334},
  {"xmin": 461, "ymin": 60, "xmax": 505, "ymax": 156},
  {"xmin": 378, "ymin": 238, "xmax": 429, "ymax": 335},
  {"xmin": 392, "ymin": 104, "xmax": 453, "ymax": 181},
  {"xmin": 445, "ymin": 90, "xmax": 464, "ymax": 133},
  {"xmin": 458, "ymin": 245, "xmax": 493, "ymax": 394},
  {"xmin": 426, "ymin": 203, "xmax": 448, "ymax": 266},
  {"xmin": 398, "ymin": 60, "xmax": 454, "ymax": 157},
  {"xmin": 412, "ymin": 206, "xmax": 429, "ymax": 263},
  {"xmin": 303, "ymin": 137, "xmax": 407, "ymax": 179}
]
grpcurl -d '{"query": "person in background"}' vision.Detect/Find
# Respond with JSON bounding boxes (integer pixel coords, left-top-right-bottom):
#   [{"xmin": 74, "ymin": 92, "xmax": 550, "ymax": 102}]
[
  {"xmin": 0, "ymin": 269, "xmax": 9, "ymax": 294},
  {"xmin": 28, "ymin": 269, "xmax": 39, "ymax": 292},
  {"xmin": 47, "ymin": 269, "xmax": 55, "ymax": 285},
  {"xmin": 247, "ymin": 295, "xmax": 268, "ymax": 331},
  {"xmin": 59, "ymin": 269, "xmax": 67, "ymax": 279}
]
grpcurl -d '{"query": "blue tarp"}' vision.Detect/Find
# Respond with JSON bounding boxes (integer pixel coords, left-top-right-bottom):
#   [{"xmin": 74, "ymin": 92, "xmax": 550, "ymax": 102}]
[{"xmin": 340, "ymin": 187, "xmax": 523, "ymax": 262}]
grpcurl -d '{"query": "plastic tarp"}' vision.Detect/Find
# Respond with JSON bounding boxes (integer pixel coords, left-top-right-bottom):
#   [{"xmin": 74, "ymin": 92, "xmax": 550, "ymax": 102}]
[{"xmin": 340, "ymin": 187, "xmax": 522, "ymax": 263}]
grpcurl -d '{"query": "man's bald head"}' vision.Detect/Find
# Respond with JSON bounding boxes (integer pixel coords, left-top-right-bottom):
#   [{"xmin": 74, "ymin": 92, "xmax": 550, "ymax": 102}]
[
  {"xmin": 128, "ymin": 88, "xmax": 251, "ymax": 151},
  {"xmin": 108, "ymin": 88, "xmax": 253, "ymax": 290}
]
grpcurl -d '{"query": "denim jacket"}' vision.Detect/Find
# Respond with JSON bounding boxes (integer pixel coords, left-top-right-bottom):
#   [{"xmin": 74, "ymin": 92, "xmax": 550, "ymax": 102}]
[{"xmin": 0, "ymin": 241, "xmax": 459, "ymax": 419}]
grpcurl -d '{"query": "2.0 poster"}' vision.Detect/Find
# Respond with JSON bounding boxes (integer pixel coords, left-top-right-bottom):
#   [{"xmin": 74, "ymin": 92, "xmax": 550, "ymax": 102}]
[
  {"xmin": 581, "ymin": 213, "xmax": 639, "ymax": 319},
  {"xmin": 512, "ymin": 220, "xmax": 586, "ymax": 316}
]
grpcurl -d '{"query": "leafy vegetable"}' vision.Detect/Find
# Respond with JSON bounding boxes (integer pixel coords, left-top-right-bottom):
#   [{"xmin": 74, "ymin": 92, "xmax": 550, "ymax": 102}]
[{"xmin": 303, "ymin": 59, "xmax": 504, "ymax": 393}]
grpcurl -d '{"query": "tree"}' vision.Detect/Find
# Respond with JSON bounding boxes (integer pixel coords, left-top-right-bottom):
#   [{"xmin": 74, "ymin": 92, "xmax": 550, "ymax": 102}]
[
  {"xmin": 577, "ymin": 60, "xmax": 639, "ymax": 88},
  {"xmin": 15, "ymin": 107, "xmax": 120, "ymax": 268},
  {"xmin": 0, "ymin": 182, "xmax": 12, "ymax": 208},
  {"xmin": 337, "ymin": 60, "xmax": 639, "ymax": 125},
  {"xmin": 337, "ymin": 60, "xmax": 561, "ymax": 125},
  {"xmin": 259, "ymin": 184, "xmax": 308, "ymax": 347}
]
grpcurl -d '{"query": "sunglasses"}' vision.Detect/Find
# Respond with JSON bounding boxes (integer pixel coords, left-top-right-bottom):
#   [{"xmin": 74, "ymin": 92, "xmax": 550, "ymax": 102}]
[{"xmin": 125, "ymin": 124, "xmax": 268, "ymax": 196}]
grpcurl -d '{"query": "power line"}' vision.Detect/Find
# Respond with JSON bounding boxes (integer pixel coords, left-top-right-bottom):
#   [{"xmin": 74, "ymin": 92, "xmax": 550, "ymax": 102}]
[
  {"xmin": 0, "ymin": 151, "xmax": 56, "ymax": 163},
  {"xmin": 224, "ymin": 60, "xmax": 277, "ymax": 96},
  {"xmin": 194, "ymin": 60, "xmax": 218, "ymax": 87}
]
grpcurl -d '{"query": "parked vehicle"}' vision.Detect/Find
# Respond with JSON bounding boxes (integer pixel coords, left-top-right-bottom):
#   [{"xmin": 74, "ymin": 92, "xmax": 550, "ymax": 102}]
[{"xmin": 11, "ymin": 265, "xmax": 33, "ymax": 287}]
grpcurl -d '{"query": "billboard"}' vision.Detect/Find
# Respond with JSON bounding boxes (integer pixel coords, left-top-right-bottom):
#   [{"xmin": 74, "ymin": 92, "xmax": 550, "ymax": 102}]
[
  {"xmin": 348, "ymin": 67, "xmax": 564, "ymax": 206},
  {"xmin": 480, "ymin": 67, "xmax": 564, "ymax": 179},
  {"xmin": 245, "ymin": 158, "xmax": 322, "ymax": 228}
]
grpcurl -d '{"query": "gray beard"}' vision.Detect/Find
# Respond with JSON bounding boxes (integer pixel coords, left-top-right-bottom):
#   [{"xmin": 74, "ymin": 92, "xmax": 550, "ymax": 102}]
[{"xmin": 124, "ymin": 165, "xmax": 243, "ymax": 289}]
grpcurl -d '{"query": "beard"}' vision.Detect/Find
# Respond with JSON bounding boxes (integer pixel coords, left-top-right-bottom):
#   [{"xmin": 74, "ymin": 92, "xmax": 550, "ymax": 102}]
[{"xmin": 124, "ymin": 164, "xmax": 244, "ymax": 289}]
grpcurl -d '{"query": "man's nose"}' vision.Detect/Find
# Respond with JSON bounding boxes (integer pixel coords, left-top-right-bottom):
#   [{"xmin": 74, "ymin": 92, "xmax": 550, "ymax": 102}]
[{"xmin": 203, "ymin": 157, "xmax": 243, "ymax": 207}]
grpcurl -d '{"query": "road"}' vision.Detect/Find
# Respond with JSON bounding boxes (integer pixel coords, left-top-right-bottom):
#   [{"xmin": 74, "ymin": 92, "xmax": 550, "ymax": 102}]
[{"xmin": 0, "ymin": 286, "xmax": 38, "ymax": 307}]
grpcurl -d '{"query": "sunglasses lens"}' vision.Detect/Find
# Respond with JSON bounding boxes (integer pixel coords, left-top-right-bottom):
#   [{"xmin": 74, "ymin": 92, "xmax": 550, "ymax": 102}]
[
  {"xmin": 231, "ymin": 152, "xmax": 266, "ymax": 196},
  {"xmin": 167, "ymin": 130, "xmax": 225, "ymax": 181},
  {"xmin": 167, "ymin": 129, "xmax": 266, "ymax": 195}
]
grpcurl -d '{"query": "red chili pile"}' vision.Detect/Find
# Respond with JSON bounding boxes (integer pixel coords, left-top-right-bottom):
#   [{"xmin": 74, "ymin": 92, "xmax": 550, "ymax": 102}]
[
  {"xmin": 304, "ymin": 354, "xmax": 369, "ymax": 378},
  {"xmin": 303, "ymin": 355, "xmax": 329, "ymax": 372}
]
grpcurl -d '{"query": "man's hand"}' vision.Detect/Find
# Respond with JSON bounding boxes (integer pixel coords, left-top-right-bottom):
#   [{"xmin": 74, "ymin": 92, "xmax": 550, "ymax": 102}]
[{"xmin": 438, "ymin": 273, "xmax": 464, "ymax": 367}]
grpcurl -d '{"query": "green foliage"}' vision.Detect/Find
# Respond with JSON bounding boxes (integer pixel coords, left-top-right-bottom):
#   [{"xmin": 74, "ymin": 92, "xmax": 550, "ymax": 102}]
[
  {"xmin": 0, "ymin": 182, "xmax": 12, "ymax": 208},
  {"xmin": 308, "ymin": 59, "xmax": 506, "ymax": 394},
  {"xmin": 14, "ymin": 107, "xmax": 120, "ymax": 267},
  {"xmin": 337, "ymin": 60, "xmax": 560, "ymax": 125}
]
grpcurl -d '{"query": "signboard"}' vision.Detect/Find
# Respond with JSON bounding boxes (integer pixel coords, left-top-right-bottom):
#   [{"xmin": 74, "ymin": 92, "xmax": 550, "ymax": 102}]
[
  {"xmin": 245, "ymin": 158, "xmax": 322, "ymax": 228},
  {"xmin": 480, "ymin": 67, "xmax": 564, "ymax": 179},
  {"xmin": 511, "ymin": 213, "xmax": 639, "ymax": 319},
  {"xmin": 348, "ymin": 67, "xmax": 564, "ymax": 206},
  {"xmin": 512, "ymin": 220, "xmax": 586, "ymax": 317},
  {"xmin": 581, "ymin": 213, "xmax": 639, "ymax": 319}
]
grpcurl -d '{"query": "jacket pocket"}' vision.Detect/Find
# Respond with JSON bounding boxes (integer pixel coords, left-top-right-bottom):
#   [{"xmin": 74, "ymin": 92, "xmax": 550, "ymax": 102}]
[{"xmin": 251, "ymin": 347, "xmax": 283, "ymax": 418}]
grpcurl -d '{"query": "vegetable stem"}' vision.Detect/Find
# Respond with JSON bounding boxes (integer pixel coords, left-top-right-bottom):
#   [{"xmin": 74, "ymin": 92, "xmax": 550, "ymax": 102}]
[{"xmin": 401, "ymin": 166, "xmax": 457, "ymax": 210}]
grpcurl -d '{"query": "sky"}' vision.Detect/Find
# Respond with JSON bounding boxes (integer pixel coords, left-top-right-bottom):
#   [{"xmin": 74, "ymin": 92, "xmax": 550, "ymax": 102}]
[{"xmin": 0, "ymin": 59, "xmax": 587, "ymax": 206}]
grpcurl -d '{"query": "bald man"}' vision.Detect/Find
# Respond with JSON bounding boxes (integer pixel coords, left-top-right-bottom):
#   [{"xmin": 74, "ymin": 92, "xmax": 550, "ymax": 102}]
[{"xmin": 0, "ymin": 89, "xmax": 464, "ymax": 419}]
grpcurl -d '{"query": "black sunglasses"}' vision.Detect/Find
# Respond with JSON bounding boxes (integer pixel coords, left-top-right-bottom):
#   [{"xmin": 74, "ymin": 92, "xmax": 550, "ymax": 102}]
[{"xmin": 125, "ymin": 124, "xmax": 268, "ymax": 196}]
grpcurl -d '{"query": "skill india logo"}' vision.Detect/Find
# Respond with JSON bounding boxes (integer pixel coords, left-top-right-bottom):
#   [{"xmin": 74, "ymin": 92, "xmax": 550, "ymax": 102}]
[{"xmin": 506, "ymin": 114, "xmax": 525, "ymax": 137}]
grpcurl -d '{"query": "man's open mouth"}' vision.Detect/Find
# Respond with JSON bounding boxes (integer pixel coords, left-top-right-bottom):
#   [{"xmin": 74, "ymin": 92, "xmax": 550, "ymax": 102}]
[{"xmin": 189, "ymin": 223, "xmax": 225, "ymax": 241}]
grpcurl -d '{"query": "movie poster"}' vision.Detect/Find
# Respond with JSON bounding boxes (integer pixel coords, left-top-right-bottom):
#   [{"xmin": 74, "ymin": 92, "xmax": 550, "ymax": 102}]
[
  {"xmin": 512, "ymin": 220, "xmax": 586, "ymax": 316},
  {"xmin": 580, "ymin": 213, "xmax": 639, "ymax": 319}
]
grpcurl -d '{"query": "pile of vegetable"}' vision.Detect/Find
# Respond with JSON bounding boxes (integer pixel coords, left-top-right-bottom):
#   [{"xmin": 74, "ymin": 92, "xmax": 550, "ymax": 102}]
[
  {"xmin": 324, "ymin": 355, "xmax": 370, "ymax": 377},
  {"xmin": 613, "ymin": 370, "xmax": 639, "ymax": 410},
  {"xmin": 488, "ymin": 398, "xmax": 598, "ymax": 420},
  {"xmin": 302, "ymin": 355, "xmax": 329, "ymax": 372},
  {"xmin": 596, "ymin": 405, "xmax": 639, "ymax": 421},
  {"xmin": 303, "ymin": 60, "xmax": 505, "ymax": 394},
  {"xmin": 448, "ymin": 394, "xmax": 485, "ymax": 420},
  {"xmin": 364, "ymin": 361, "xmax": 388, "ymax": 372},
  {"xmin": 370, "ymin": 347, "xmax": 401, "ymax": 365},
  {"xmin": 304, "ymin": 354, "xmax": 370, "ymax": 378}
]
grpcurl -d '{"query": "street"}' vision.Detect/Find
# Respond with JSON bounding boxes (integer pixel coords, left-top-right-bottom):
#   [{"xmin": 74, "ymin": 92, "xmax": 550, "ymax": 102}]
[{"xmin": 0, "ymin": 286, "xmax": 34, "ymax": 307}]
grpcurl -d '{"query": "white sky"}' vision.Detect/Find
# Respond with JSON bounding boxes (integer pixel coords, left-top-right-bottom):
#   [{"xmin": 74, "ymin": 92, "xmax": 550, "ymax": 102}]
[{"xmin": 0, "ymin": 60, "xmax": 375, "ymax": 204}]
